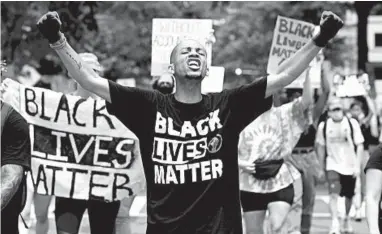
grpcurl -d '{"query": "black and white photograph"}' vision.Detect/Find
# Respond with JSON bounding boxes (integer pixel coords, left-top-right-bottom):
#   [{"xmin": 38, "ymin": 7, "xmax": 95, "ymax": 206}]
[{"xmin": 1, "ymin": 1, "xmax": 382, "ymax": 234}]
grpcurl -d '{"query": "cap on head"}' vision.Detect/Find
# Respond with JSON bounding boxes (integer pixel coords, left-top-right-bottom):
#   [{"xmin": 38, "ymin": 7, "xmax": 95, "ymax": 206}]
[
  {"xmin": 79, "ymin": 53, "xmax": 103, "ymax": 73},
  {"xmin": 328, "ymin": 97, "xmax": 343, "ymax": 110}
]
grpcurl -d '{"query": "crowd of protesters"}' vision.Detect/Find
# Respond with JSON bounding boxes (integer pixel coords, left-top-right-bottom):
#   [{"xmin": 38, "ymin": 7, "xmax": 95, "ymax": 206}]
[{"xmin": 1, "ymin": 9, "xmax": 381, "ymax": 234}]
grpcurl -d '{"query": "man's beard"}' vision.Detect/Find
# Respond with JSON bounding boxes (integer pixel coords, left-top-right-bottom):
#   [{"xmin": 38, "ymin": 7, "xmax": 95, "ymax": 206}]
[{"xmin": 156, "ymin": 85, "xmax": 173, "ymax": 94}]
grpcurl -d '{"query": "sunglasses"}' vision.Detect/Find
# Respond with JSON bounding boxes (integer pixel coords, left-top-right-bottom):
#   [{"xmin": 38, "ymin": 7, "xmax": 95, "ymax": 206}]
[{"xmin": 329, "ymin": 107, "xmax": 342, "ymax": 112}]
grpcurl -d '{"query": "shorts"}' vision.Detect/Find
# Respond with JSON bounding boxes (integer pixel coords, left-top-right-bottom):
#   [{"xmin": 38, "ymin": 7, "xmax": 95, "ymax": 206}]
[
  {"xmin": 55, "ymin": 197, "xmax": 120, "ymax": 234},
  {"xmin": 240, "ymin": 184, "xmax": 294, "ymax": 212},
  {"xmin": 326, "ymin": 170, "xmax": 356, "ymax": 198}
]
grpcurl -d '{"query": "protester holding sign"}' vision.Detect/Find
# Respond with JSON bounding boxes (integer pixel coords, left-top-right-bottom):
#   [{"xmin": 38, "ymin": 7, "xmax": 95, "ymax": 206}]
[
  {"xmin": 238, "ymin": 68, "xmax": 312, "ymax": 234},
  {"xmin": 36, "ymin": 10, "xmax": 343, "ymax": 234},
  {"xmin": 18, "ymin": 56, "xmax": 64, "ymax": 234},
  {"xmin": 53, "ymin": 53, "xmax": 122, "ymax": 234}
]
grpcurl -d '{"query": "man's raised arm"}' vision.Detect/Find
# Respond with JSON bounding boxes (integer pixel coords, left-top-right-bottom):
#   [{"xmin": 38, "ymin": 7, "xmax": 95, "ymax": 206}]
[
  {"xmin": 265, "ymin": 11, "xmax": 343, "ymax": 97},
  {"xmin": 37, "ymin": 12, "xmax": 111, "ymax": 102}
]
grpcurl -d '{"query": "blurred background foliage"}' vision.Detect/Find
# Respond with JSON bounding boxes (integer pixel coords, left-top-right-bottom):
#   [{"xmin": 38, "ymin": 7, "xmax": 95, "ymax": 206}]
[{"xmin": 0, "ymin": 1, "xmax": 365, "ymax": 85}]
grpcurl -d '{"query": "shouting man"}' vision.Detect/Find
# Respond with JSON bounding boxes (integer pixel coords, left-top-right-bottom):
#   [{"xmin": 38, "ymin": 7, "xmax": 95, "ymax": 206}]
[{"xmin": 36, "ymin": 11, "xmax": 343, "ymax": 234}]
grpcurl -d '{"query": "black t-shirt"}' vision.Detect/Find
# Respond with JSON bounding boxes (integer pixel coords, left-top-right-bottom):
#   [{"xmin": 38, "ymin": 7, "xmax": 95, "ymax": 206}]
[
  {"xmin": 1, "ymin": 105, "xmax": 31, "ymax": 234},
  {"xmin": 106, "ymin": 77, "xmax": 272, "ymax": 234},
  {"xmin": 364, "ymin": 144, "xmax": 382, "ymax": 233}
]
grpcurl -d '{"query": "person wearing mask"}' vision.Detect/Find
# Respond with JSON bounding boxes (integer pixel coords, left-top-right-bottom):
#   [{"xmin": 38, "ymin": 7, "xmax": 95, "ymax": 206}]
[
  {"xmin": 37, "ymin": 10, "xmax": 343, "ymax": 234},
  {"xmin": 285, "ymin": 59, "xmax": 331, "ymax": 234},
  {"xmin": 152, "ymin": 73, "xmax": 175, "ymax": 94},
  {"xmin": 364, "ymin": 144, "xmax": 382, "ymax": 234},
  {"xmin": 238, "ymin": 70, "xmax": 312, "ymax": 234},
  {"xmin": 316, "ymin": 98, "xmax": 364, "ymax": 234}
]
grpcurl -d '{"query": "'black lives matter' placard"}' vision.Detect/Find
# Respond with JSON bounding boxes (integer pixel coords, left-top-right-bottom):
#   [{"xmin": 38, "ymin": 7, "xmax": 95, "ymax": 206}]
[
  {"xmin": 1, "ymin": 79, "xmax": 145, "ymax": 202},
  {"xmin": 267, "ymin": 16, "xmax": 321, "ymax": 88}
]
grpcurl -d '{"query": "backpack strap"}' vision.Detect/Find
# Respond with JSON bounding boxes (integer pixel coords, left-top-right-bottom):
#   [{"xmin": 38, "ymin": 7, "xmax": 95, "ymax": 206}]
[
  {"xmin": 346, "ymin": 117, "xmax": 356, "ymax": 151},
  {"xmin": 323, "ymin": 119, "xmax": 328, "ymax": 167}
]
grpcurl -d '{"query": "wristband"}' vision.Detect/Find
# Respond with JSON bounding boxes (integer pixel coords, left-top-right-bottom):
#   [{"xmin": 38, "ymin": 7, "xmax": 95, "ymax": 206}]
[
  {"xmin": 49, "ymin": 33, "xmax": 66, "ymax": 50},
  {"xmin": 312, "ymin": 27, "xmax": 329, "ymax": 47}
]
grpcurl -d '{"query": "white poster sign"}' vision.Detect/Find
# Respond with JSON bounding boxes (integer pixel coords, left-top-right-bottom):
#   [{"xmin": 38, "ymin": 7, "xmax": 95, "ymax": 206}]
[
  {"xmin": 267, "ymin": 16, "xmax": 321, "ymax": 88},
  {"xmin": 151, "ymin": 18, "xmax": 213, "ymax": 76},
  {"xmin": 1, "ymin": 79, "xmax": 145, "ymax": 201},
  {"xmin": 201, "ymin": 66, "xmax": 225, "ymax": 94}
]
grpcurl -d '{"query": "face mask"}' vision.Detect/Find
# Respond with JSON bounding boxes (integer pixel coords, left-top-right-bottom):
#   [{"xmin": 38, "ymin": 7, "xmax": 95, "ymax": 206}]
[
  {"xmin": 358, "ymin": 112, "xmax": 365, "ymax": 120},
  {"xmin": 330, "ymin": 111, "xmax": 344, "ymax": 122},
  {"xmin": 156, "ymin": 85, "xmax": 173, "ymax": 94}
]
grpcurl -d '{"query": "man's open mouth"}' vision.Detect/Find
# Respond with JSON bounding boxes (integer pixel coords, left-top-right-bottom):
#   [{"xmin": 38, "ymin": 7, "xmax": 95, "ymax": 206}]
[{"xmin": 187, "ymin": 59, "xmax": 201, "ymax": 70}]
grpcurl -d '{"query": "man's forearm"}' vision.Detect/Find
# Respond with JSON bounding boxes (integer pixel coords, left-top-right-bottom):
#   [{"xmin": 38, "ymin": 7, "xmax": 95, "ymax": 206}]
[
  {"xmin": 50, "ymin": 36, "xmax": 111, "ymax": 102},
  {"xmin": 51, "ymin": 36, "xmax": 99, "ymax": 91},
  {"xmin": 266, "ymin": 40, "xmax": 321, "ymax": 96},
  {"xmin": 1, "ymin": 164, "xmax": 24, "ymax": 210}
]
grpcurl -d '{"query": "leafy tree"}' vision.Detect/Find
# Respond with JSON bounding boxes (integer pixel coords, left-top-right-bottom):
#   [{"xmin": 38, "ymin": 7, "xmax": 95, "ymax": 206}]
[{"xmin": 1, "ymin": 1, "xmax": 351, "ymax": 86}]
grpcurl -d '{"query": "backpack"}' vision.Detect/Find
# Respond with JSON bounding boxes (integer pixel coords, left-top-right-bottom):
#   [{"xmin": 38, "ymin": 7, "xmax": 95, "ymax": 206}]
[
  {"xmin": 1, "ymin": 101, "xmax": 28, "ymax": 228},
  {"xmin": 322, "ymin": 116, "xmax": 357, "ymax": 164}
]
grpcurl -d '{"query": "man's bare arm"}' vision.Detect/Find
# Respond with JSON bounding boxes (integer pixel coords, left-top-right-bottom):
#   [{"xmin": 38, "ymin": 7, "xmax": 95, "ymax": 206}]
[
  {"xmin": 37, "ymin": 12, "xmax": 111, "ymax": 102},
  {"xmin": 265, "ymin": 11, "xmax": 343, "ymax": 97},
  {"xmin": 52, "ymin": 40, "xmax": 111, "ymax": 102},
  {"xmin": 265, "ymin": 40, "xmax": 321, "ymax": 97},
  {"xmin": 1, "ymin": 164, "xmax": 24, "ymax": 210}
]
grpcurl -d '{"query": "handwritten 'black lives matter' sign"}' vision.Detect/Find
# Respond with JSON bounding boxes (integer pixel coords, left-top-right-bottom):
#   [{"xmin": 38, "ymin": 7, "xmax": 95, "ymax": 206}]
[
  {"xmin": 267, "ymin": 16, "xmax": 321, "ymax": 88},
  {"xmin": 1, "ymin": 79, "xmax": 144, "ymax": 202}
]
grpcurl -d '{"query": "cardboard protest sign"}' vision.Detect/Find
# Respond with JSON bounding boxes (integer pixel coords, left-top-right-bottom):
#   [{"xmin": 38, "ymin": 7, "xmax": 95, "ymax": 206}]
[
  {"xmin": 151, "ymin": 18, "xmax": 213, "ymax": 76},
  {"xmin": 267, "ymin": 16, "xmax": 321, "ymax": 88},
  {"xmin": 1, "ymin": 79, "xmax": 145, "ymax": 202},
  {"xmin": 334, "ymin": 73, "xmax": 369, "ymax": 97},
  {"xmin": 201, "ymin": 66, "xmax": 225, "ymax": 94}
]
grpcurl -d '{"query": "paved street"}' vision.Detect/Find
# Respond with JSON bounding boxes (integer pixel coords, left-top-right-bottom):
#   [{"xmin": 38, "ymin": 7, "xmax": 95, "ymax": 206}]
[{"xmin": 24, "ymin": 185, "xmax": 369, "ymax": 234}]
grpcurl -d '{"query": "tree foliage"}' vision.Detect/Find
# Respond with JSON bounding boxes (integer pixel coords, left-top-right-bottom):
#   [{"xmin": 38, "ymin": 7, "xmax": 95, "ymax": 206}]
[{"xmin": 1, "ymin": 1, "xmax": 351, "ymax": 84}]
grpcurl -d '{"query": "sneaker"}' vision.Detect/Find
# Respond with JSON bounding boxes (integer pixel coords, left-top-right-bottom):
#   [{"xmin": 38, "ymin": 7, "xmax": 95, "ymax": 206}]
[
  {"xmin": 354, "ymin": 208, "xmax": 362, "ymax": 222},
  {"xmin": 329, "ymin": 219, "xmax": 340, "ymax": 234},
  {"xmin": 342, "ymin": 218, "xmax": 354, "ymax": 234},
  {"xmin": 328, "ymin": 227, "xmax": 340, "ymax": 234}
]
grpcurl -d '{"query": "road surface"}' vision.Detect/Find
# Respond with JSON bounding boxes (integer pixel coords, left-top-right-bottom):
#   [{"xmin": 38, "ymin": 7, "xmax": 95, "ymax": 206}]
[{"xmin": 24, "ymin": 185, "xmax": 369, "ymax": 234}]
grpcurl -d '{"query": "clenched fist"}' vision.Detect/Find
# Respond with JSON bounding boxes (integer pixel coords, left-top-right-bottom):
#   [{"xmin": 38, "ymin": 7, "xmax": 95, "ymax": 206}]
[
  {"xmin": 313, "ymin": 11, "xmax": 344, "ymax": 47},
  {"xmin": 37, "ymin": 11, "xmax": 62, "ymax": 44}
]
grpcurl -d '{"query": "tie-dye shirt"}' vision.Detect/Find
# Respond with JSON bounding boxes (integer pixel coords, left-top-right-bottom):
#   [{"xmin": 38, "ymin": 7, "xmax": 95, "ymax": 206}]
[{"xmin": 239, "ymin": 98, "xmax": 311, "ymax": 193}]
